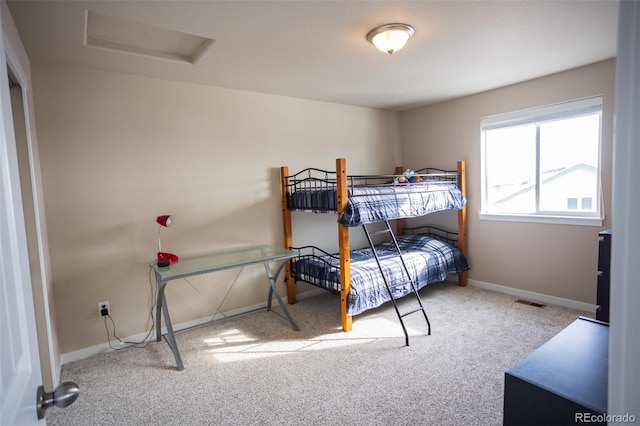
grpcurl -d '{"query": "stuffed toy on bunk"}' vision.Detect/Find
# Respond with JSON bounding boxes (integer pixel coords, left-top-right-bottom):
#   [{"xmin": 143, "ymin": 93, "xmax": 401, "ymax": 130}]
[{"xmin": 394, "ymin": 169, "xmax": 422, "ymax": 185}]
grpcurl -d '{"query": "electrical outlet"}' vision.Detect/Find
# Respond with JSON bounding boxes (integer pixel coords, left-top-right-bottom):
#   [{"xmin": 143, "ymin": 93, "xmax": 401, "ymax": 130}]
[{"xmin": 98, "ymin": 301, "xmax": 110, "ymax": 317}]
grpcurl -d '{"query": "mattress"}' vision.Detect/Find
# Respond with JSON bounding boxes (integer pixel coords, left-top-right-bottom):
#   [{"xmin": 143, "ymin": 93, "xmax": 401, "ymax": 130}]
[{"xmin": 291, "ymin": 234, "xmax": 469, "ymax": 315}]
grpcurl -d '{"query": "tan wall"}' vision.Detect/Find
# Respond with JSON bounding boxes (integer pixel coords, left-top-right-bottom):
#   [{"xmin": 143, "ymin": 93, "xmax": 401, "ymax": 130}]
[
  {"xmin": 400, "ymin": 59, "xmax": 615, "ymax": 304},
  {"xmin": 31, "ymin": 64, "xmax": 401, "ymax": 354}
]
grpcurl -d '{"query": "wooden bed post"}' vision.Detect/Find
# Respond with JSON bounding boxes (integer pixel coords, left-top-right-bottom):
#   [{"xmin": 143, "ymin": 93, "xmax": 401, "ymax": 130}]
[
  {"xmin": 280, "ymin": 166, "xmax": 296, "ymax": 304},
  {"xmin": 336, "ymin": 158, "xmax": 352, "ymax": 332},
  {"xmin": 457, "ymin": 160, "xmax": 468, "ymax": 287}
]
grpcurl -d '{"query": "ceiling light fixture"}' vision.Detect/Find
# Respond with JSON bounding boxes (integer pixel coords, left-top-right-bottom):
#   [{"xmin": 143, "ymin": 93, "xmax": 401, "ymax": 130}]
[{"xmin": 366, "ymin": 23, "xmax": 415, "ymax": 55}]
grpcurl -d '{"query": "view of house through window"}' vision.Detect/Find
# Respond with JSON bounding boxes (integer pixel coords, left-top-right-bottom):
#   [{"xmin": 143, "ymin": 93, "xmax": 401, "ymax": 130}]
[{"xmin": 481, "ymin": 97, "xmax": 603, "ymax": 224}]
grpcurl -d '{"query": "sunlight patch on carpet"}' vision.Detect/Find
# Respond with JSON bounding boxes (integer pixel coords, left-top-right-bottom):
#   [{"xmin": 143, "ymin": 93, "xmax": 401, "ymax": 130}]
[{"xmin": 198, "ymin": 314, "xmax": 426, "ymax": 362}]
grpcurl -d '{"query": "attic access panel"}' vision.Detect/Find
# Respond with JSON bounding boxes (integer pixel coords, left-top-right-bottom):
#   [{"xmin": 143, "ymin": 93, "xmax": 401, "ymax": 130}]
[{"xmin": 84, "ymin": 10, "xmax": 214, "ymax": 64}]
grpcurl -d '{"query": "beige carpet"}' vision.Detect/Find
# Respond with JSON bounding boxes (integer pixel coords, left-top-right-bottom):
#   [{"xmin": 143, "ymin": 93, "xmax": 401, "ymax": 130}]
[{"xmin": 47, "ymin": 282, "xmax": 588, "ymax": 426}]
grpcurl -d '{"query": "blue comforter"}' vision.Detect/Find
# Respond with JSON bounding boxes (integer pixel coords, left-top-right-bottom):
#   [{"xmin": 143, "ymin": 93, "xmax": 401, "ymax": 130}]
[
  {"xmin": 338, "ymin": 184, "xmax": 466, "ymax": 226},
  {"xmin": 291, "ymin": 234, "xmax": 469, "ymax": 316},
  {"xmin": 288, "ymin": 183, "xmax": 466, "ymax": 226}
]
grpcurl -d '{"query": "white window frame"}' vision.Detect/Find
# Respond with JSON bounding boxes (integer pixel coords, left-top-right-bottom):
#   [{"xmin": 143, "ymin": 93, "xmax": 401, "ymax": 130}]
[{"xmin": 480, "ymin": 96, "xmax": 604, "ymax": 226}]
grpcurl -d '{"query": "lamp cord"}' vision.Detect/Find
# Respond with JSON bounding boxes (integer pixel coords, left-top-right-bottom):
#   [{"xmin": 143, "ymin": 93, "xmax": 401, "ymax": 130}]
[{"xmin": 102, "ymin": 267, "xmax": 157, "ymax": 350}]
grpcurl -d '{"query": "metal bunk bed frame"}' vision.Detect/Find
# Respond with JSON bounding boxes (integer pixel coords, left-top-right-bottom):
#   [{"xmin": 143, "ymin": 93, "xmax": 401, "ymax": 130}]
[{"xmin": 280, "ymin": 158, "xmax": 467, "ymax": 334}]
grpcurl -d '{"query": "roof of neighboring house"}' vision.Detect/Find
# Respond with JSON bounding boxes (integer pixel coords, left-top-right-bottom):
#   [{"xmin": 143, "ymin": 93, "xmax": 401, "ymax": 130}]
[{"xmin": 494, "ymin": 163, "xmax": 597, "ymax": 205}]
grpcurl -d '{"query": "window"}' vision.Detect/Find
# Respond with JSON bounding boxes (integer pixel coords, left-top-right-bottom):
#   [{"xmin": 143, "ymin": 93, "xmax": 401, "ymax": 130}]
[{"xmin": 480, "ymin": 97, "xmax": 603, "ymax": 226}]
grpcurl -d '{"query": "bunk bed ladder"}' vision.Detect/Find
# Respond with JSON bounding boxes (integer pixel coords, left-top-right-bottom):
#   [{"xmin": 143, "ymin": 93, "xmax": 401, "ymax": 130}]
[{"xmin": 362, "ymin": 221, "xmax": 431, "ymax": 346}]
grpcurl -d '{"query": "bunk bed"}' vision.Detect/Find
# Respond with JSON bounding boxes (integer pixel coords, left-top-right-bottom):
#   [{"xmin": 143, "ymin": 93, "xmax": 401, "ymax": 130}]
[{"xmin": 280, "ymin": 158, "xmax": 469, "ymax": 339}]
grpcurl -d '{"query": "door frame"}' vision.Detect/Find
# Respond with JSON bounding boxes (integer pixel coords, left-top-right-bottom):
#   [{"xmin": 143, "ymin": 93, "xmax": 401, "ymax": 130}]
[
  {"xmin": 1, "ymin": 20, "xmax": 43, "ymax": 426},
  {"xmin": 4, "ymin": 26, "xmax": 58, "ymax": 390}
]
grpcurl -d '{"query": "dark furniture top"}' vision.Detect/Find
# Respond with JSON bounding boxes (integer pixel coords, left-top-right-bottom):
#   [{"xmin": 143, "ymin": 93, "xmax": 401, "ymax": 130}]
[{"xmin": 506, "ymin": 316, "xmax": 608, "ymax": 416}]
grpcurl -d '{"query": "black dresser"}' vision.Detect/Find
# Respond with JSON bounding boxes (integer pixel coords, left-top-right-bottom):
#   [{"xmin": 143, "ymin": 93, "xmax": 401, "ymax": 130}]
[
  {"xmin": 597, "ymin": 229, "xmax": 611, "ymax": 323},
  {"xmin": 503, "ymin": 317, "xmax": 609, "ymax": 425}
]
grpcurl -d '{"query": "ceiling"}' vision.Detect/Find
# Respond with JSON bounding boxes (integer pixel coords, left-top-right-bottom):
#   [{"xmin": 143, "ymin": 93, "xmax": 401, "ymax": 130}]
[{"xmin": 6, "ymin": 1, "xmax": 619, "ymax": 111}]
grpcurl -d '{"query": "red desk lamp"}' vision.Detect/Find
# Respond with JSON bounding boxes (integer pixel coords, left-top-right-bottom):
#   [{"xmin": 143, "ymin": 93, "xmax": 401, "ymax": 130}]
[{"xmin": 156, "ymin": 215, "xmax": 179, "ymax": 265}]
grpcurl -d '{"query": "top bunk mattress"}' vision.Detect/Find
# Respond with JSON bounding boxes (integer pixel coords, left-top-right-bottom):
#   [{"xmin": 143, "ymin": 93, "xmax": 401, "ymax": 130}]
[
  {"xmin": 288, "ymin": 183, "xmax": 467, "ymax": 227},
  {"xmin": 339, "ymin": 184, "xmax": 466, "ymax": 226}
]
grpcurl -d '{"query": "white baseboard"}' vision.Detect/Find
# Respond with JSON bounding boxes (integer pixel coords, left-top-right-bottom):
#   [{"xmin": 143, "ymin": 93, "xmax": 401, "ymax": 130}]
[
  {"xmin": 467, "ymin": 278, "xmax": 597, "ymax": 313},
  {"xmin": 61, "ymin": 288, "xmax": 325, "ymax": 365}
]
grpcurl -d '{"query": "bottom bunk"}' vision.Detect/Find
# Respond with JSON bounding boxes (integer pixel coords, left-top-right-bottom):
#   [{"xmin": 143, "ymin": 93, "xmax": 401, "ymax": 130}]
[{"xmin": 290, "ymin": 227, "xmax": 469, "ymax": 318}]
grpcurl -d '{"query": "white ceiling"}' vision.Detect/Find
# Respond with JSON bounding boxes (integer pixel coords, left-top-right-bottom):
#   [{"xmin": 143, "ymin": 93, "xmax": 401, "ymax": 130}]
[{"xmin": 6, "ymin": 0, "xmax": 619, "ymax": 111}]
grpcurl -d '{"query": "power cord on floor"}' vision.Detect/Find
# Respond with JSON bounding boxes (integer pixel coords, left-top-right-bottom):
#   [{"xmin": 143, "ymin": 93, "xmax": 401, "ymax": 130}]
[{"xmin": 102, "ymin": 267, "xmax": 158, "ymax": 350}]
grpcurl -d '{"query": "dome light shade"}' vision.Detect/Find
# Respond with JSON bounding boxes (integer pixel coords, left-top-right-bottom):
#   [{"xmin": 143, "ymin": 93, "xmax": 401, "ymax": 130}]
[{"xmin": 366, "ymin": 23, "xmax": 415, "ymax": 55}]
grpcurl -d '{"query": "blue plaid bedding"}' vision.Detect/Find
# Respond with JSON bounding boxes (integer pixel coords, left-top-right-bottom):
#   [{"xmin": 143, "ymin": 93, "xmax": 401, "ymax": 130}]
[
  {"xmin": 339, "ymin": 184, "xmax": 466, "ymax": 227},
  {"xmin": 288, "ymin": 184, "xmax": 466, "ymax": 226},
  {"xmin": 291, "ymin": 234, "xmax": 469, "ymax": 316}
]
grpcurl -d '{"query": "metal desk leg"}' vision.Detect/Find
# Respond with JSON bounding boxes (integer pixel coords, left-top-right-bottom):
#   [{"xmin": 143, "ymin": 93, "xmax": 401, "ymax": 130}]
[
  {"xmin": 154, "ymin": 272, "xmax": 184, "ymax": 371},
  {"xmin": 155, "ymin": 270, "xmax": 164, "ymax": 342},
  {"xmin": 264, "ymin": 260, "xmax": 300, "ymax": 331},
  {"xmin": 161, "ymin": 295, "xmax": 184, "ymax": 371}
]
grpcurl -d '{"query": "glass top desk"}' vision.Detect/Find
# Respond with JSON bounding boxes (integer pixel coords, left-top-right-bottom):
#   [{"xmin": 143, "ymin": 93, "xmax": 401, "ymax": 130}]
[{"xmin": 151, "ymin": 245, "xmax": 299, "ymax": 371}]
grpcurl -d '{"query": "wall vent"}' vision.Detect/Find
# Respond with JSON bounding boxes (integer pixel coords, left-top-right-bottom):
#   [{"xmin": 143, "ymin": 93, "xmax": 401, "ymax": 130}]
[{"xmin": 515, "ymin": 299, "xmax": 546, "ymax": 308}]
